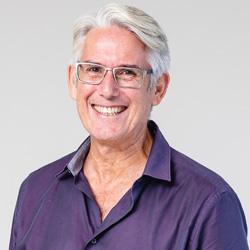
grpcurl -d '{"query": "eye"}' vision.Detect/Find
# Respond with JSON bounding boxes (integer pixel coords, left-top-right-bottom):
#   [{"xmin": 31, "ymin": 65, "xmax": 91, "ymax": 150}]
[
  {"xmin": 115, "ymin": 68, "xmax": 137, "ymax": 78},
  {"xmin": 85, "ymin": 65, "xmax": 103, "ymax": 74}
]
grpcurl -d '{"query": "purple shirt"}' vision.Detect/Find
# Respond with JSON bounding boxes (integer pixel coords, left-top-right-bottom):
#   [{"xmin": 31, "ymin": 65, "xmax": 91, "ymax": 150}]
[{"xmin": 9, "ymin": 121, "xmax": 248, "ymax": 249}]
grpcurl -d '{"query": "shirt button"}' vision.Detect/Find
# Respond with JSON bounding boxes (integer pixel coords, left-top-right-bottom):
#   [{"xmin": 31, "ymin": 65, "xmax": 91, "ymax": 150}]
[{"xmin": 91, "ymin": 238, "xmax": 97, "ymax": 244}]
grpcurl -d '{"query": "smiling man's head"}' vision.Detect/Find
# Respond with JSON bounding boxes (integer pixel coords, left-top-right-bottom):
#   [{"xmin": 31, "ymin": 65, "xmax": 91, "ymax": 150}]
[{"xmin": 68, "ymin": 3, "xmax": 170, "ymax": 145}]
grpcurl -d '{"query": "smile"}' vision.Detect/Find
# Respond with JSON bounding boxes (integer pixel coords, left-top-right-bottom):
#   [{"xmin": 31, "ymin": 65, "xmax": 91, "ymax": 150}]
[{"xmin": 92, "ymin": 105, "xmax": 127, "ymax": 116}]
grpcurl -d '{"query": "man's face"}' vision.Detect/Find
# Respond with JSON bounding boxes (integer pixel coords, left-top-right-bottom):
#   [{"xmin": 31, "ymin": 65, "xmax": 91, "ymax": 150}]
[{"xmin": 68, "ymin": 25, "xmax": 168, "ymax": 144}]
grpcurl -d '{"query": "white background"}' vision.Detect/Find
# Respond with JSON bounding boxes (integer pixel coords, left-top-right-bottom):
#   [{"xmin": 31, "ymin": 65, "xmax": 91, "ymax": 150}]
[{"xmin": 1, "ymin": 0, "xmax": 249, "ymax": 248}]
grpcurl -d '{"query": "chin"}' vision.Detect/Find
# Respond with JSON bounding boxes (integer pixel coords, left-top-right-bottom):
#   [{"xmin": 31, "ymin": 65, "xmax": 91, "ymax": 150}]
[{"xmin": 90, "ymin": 128, "xmax": 125, "ymax": 142}]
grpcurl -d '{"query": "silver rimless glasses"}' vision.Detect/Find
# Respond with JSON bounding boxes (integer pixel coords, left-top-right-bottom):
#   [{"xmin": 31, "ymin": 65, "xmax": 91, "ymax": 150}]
[{"xmin": 75, "ymin": 62, "xmax": 153, "ymax": 89}]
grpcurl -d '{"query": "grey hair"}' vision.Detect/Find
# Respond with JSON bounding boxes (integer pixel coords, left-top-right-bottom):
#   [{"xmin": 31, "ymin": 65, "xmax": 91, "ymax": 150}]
[{"xmin": 72, "ymin": 3, "xmax": 170, "ymax": 86}]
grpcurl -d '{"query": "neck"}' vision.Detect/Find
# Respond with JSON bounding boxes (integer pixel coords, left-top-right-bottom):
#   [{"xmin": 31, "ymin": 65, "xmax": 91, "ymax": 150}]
[{"xmin": 84, "ymin": 128, "xmax": 152, "ymax": 183}]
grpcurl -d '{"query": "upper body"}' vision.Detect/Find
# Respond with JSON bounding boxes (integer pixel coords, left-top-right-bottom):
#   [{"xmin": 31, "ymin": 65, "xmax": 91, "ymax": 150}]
[
  {"xmin": 9, "ymin": 121, "xmax": 248, "ymax": 249},
  {"xmin": 10, "ymin": 3, "xmax": 249, "ymax": 250}
]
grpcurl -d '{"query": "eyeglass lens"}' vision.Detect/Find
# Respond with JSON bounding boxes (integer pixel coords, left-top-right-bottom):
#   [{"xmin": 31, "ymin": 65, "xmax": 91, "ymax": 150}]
[{"xmin": 77, "ymin": 63, "xmax": 144, "ymax": 88}]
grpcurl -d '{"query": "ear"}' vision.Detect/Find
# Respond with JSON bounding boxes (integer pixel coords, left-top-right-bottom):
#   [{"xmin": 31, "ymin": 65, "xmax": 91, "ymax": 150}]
[
  {"xmin": 152, "ymin": 73, "xmax": 170, "ymax": 106},
  {"xmin": 67, "ymin": 64, "xmax": 77, "ymax": 100}
]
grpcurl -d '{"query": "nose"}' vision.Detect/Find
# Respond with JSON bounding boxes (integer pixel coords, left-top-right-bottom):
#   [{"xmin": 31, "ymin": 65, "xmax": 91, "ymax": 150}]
[{"xmin": 97, "ymin": 70, "xmax": 120, "ymax": 99}]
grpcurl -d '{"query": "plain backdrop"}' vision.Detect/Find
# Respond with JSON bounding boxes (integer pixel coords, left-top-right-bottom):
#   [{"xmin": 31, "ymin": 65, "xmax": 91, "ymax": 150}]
[{"xmin": 1, "ymin": 0, "xmax": 249, "ymax": 248}]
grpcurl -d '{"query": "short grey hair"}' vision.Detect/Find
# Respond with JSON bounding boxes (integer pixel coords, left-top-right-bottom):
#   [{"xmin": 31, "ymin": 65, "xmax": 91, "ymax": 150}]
[{"xmin": 72, "ymin": 3, "xmax": 170, "ymax": 86}]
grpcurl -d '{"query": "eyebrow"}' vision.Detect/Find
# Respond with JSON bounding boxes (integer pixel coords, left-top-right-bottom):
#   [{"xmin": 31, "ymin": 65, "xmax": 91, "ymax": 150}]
[
  {"xmin": 118, "ymin": 64, "xmax": 141, "ymax": 69},
  {"xmin": 80, "ymin": 60, "xmax": 142, "ymax": 69}
]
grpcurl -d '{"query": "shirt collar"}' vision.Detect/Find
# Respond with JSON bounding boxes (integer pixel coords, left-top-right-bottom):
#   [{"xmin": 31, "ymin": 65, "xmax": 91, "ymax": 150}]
[
  {"xmin": 55, "ymin": 137, "xmax": 90, "ymax": 178},
  {"xmin": 143, "ymin": 120, "xmax": 171, "ymax": 182},
  {"xmin": 57, "ymin": 120, "xmax": 171, "ymax": 182},
  {"xmin": 67, "ymin": 137, "xmax": 91, "ymax": 176}
]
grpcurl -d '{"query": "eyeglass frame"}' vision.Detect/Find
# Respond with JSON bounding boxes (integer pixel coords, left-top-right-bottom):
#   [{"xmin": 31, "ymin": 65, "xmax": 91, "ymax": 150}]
[{"xmin": 75, "ymin": 61, "xmax": 153, "ymax": 89}]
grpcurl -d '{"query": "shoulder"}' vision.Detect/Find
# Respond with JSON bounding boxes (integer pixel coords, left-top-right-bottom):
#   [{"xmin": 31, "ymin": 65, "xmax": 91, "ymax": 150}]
[
  {"xmin": 16, "ymin": 151, "xmax": 76, "ymax": 216},
  {"xmin": 169, "ymin": 148, "xmax": 248, "ymax": 247},
  {"xmin": 22, "ymin": 151, "xmax": 75, "ymax": 189},
  {"xmin": 10, "ymin": 152, "xmax": 76, "ymax": 246},
  {"xmin": 168, "ymin": 147, "xmax": 242, "ymax": 217},
  {"xmin": 170, "ymin": 147, "xmax": 233, "ymax": 196},
  {"xmin": 17, "ymin": 151, "xmax": 75, "ymax": 209}
]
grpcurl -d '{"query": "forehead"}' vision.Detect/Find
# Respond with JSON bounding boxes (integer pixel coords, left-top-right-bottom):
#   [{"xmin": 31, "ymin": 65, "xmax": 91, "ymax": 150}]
[{"xmin": 80, "ymin": 25, "xmax": 148, "ymax": 66}]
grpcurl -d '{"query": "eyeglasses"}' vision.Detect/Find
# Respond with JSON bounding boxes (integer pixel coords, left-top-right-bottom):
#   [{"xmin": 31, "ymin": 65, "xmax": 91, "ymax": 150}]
[{"xmin": 75, "ymin": 62, "xmax": 153, "ymax": 89}]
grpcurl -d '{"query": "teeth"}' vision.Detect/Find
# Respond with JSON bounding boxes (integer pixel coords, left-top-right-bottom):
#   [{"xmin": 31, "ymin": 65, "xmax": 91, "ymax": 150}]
[{"xmin": 94, "ymin": 105, "xmax": 125, "ymax": 116}]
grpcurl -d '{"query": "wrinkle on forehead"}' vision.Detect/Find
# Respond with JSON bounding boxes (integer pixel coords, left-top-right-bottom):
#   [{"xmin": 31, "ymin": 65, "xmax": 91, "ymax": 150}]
[{"xmin": 79, "ymin": 26, "xmax": 148, "ymax": 67}]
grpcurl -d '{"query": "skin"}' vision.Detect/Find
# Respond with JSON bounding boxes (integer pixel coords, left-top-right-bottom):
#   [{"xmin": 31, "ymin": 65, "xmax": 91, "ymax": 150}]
[{"xmin": 68, "ymin": 25, "xmax": 169, "ymax": 220}]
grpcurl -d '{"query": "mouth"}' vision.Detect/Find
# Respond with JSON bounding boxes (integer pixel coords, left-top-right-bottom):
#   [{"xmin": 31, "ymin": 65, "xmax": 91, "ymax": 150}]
[{"xmin": 92, "ymin": 104, "xmax": 127, "ymax": 116}]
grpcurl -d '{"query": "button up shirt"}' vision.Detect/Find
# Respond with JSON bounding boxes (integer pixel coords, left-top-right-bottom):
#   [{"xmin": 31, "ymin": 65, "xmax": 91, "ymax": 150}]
[{"xmin": 9, "ymin": 121, "xmax": 249, "ymax": 249}]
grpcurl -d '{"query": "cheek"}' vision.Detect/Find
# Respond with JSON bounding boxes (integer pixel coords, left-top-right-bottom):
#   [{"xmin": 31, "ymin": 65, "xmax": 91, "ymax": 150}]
[
  {"xmin": 76, "ymin": 91, "xmax": 85, "ymax": 110},
  {"xmin": 75, "ymin": 89, "xmax": 89, "ymax": 119},
  {"xmin": 131, "ymin": 93, "xmax": 153, "ymax": 118},
  {"xmin": 75, "ymin": 84, "xmax": 94, "ymax": 105}
]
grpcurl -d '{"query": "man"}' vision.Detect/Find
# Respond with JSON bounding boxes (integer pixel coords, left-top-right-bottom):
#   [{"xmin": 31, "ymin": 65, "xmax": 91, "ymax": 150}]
[{"xmin": 9, "ymin": 3, "xmax": 248, "ymax": 250}]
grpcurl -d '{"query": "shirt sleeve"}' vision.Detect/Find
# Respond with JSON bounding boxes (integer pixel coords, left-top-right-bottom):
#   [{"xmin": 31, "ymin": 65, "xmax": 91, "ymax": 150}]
[
  {"xmin": 9, "ymin": 180, "xmax": 27, "ymax": 250},
  {"xmin": 190, "ymin": 190, "xmax": 249, "ymax": 250}
]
